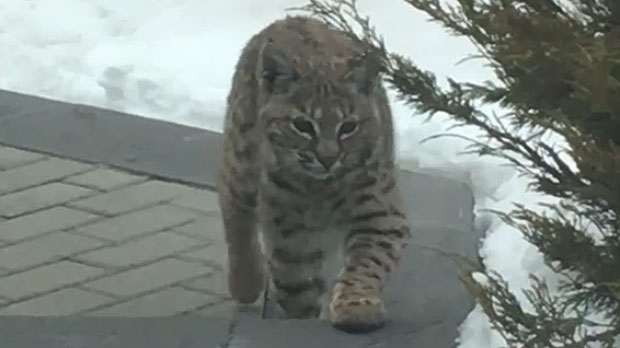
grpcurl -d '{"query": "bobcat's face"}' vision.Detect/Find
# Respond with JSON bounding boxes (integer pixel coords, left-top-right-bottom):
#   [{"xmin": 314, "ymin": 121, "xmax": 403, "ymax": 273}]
[
  {"xmin": 257, "ymin": 43, "xmax": 382, "ymax": 180},
  {"xmin": 260, "ymin": 85, "xmax": 379, "ymax": 180}
]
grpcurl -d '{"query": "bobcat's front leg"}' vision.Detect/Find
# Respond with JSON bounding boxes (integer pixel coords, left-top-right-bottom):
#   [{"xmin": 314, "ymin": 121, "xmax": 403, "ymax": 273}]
[
  {"xmin": 261, "ymin": 213, "xmax": 328, "ymax": 319},
  {"xmin": 330, "ymin": 184, "xmax": 411, "ymax": 333}
]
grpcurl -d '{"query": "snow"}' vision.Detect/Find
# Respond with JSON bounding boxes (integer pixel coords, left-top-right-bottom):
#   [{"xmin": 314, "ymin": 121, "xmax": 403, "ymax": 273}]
[{"xmin": 0, "ymin": 0, "xmax": 568, "ymax": 346}]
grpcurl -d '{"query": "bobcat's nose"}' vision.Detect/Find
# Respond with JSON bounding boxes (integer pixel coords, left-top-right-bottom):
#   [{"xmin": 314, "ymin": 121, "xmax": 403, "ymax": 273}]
[
  {"xmin": 316, "ymin": 140, "xmax": 339, "ymax": 169},
  {"xmin": 318, "ymin": 154, "xmax": 339, "ymax": 169}
]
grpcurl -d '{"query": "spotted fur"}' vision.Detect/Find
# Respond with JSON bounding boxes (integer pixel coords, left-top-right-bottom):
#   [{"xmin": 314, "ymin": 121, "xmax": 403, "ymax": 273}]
[{"xmin": 218, "ymin": 15, "xmax": 411, "ymax": 333}]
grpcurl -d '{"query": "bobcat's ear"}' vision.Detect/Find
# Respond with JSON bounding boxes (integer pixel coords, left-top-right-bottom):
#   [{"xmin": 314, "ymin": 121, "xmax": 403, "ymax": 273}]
[
  {"xmin": 260, "ymin": 41, "xmax": 297, "ymax": 94},
  {"xmin": 345, "ymin": 55, "xmax": 381, "ymax": 95}
]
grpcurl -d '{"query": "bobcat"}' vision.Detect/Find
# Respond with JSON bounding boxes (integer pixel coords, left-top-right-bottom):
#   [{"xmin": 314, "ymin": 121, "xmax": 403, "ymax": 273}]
[{"xmin": 218, "ymin": 15, "xmax": 411, "ymax": 333}]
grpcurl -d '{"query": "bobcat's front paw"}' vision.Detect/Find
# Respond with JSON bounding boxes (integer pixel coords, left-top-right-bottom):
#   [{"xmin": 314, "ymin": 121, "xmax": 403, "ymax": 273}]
[{"xmin": 329, "ymin": 293, "xmax": 386, "ymax": 333}]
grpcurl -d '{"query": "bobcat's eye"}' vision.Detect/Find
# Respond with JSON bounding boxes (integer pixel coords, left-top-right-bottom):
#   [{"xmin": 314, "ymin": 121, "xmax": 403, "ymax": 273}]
[
  {"xmin": 338, "ymin": 121, "xmax": 358, "ymax": 137},
  {"xmin": 291, "ymin": 117, "xmax": 316, "ymax": 137}
]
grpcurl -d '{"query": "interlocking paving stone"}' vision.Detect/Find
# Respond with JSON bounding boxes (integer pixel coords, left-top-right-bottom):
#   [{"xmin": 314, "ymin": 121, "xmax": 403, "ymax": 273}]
[
  {"xmin": 173, "ymin": 212, "xmax": 223, "ymax": 242},
  {"xmin": 0, "ymin": 92, "xmax": 483, "ymax": 347},
  {"xmin": 231, "ymin": 312, "xmax": 372, "ymax": 348},
  {"xmin": 234, "ymin": 309, "xmax": 462, "ymax": 347},
  {"xmin": 0, "ymin": 232, "xmax": 104, "ymax": 270},
  {"xmin": 367, "ymin": 320, "xmax": 466, "ymax": 348},
  {"xmin": 0, "ymin": 145, "xmax": 46, "ymax": 170},
  {"xmin": 0, "ymin": 89, "xmax": 221, "ymax": 187},
  {"xmin": 64, "ymin": 167, "xmax": 146, "ymax": 191},
  {"xmin": 0, "ymin": 261, "xmax": 104, "ymax": 300},
  {"xmin": 0, "ymin": 287, "xmax": 113, "ymax": 316},
  {"xmin": 182, "ymin": 244, "xmax": 226, "ymax": 268},
  {"xmin": 73, "ymin": 204, "xmax": 199, "ymax": 242},
  {"xmin": 0, "ymin": 157, "xmax": 92, "ymax": 193},
  {"xmin": 67, "ymin": 180, "xmax": 202, "ymax": 215},
  {"xmin": 195, "ymin": 300, "xmax": 236, "ymax": 319},
  {"xmin": 0, "ymin": 206, "xmax": 99, "ymax": 242},
  {"xmin": 0, "ymin": 316, "xmax": 232, "ymax": 348},
  {"xmin": 76, "ymin": 231, "xmax": 205, "ymax": 268},
  {"xmin": 0, "ymin": 182, "xmax": 94, "ymax": 218},
  {"xmin": 84, "ymin": 258, "xmax": 209, "ymax": 297},
  {"xmin": 90, "ymin": 287, "xmax": 217, "ymax": 316},
  {"xmin": 181, "ymin": 273, "xmax": 228, "ymax": 297},
  {"xmin": 400, "ymin": 170, "xmax": 473, "ymax": 232},
  {"xmin": 169, "ymin": 190, "xmax": 219, "ymax": 213}
]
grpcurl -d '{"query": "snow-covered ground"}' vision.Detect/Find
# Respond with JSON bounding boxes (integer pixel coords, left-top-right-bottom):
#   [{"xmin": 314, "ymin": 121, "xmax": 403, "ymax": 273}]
[{"xmin": 0, "ymin": 0, "xmax": 565, "ymax": 346}]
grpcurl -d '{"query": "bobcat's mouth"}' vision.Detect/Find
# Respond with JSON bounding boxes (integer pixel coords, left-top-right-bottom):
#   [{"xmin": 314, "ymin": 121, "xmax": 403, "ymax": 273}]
[
  {"xmin": 301, "ymin": 162, "xmax": 346, "ymax": 181},
  {"xmin": 306, "ymin": 171, "xmax": 332, "ymax": 180}
]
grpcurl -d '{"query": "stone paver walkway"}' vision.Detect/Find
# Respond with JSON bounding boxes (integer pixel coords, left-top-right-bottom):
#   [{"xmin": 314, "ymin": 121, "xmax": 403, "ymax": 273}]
[
  {"xmin": 0, "ymin": 90, "xmax": 483, "ymax": 347},
  {"xmin": 0, "ymin": 145, "xmax": 232, "ymax": 318}
]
